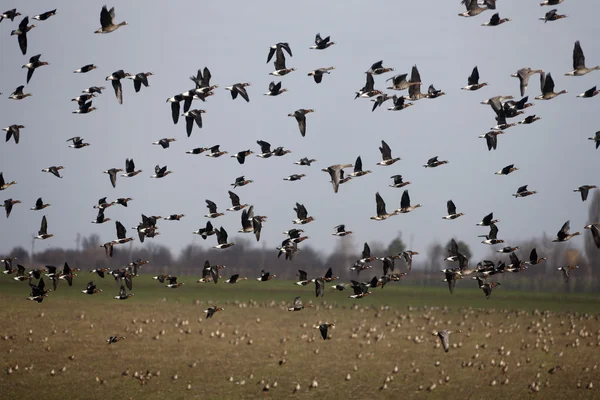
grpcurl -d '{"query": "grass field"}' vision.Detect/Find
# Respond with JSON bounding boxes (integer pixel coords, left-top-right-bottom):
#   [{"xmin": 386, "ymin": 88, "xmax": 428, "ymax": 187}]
[{"xmin": 1, "ymin": 275, "xmax": 599, "ymax": 399}]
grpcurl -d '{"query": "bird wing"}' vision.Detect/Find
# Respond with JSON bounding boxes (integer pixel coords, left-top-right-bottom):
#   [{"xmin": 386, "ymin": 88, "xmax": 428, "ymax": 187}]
[
  {"xmin": 447, "ymin": 200, "xmax": 456, "ymax": 215},
  {"xmin": 400, "ymin": 190, "xmax": 410, "ymax": 209}
]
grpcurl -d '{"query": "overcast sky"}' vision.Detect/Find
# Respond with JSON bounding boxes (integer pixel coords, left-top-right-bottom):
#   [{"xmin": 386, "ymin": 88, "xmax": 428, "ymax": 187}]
[{"xmin": 0, "ymin": 0, "xmax": 598, "ymax": 263}]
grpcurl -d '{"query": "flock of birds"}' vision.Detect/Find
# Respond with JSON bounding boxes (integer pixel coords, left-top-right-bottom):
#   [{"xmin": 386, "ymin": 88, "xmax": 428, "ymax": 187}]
[{"xmin": 1, "ymin": 1, "xmax": 600, "ymax": 350}]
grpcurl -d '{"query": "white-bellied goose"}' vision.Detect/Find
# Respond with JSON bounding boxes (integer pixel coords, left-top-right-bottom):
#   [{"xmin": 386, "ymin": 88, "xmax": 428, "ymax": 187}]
[
  {"xmin": 232, "ymin": 150, "xmax": 254, "ymax": 164},
  {"xmin": 1, "ymin": 199, "xmax": 20, "ymax": 218},
  {"xmin": 403, "ymin": 65, "xmax": 427, "ymax": 101},
  {"xmin": 152, "ymin": 138, "xmax": 176, "ymax": 149},
  {"xmin": 368, "ymin": 60, "xmax": 394, "ymax": 75},
  {"xmin": 577, "ymin": 86, "xmax": 599, "ymax": 98},
  {"xmin": 186, "ymin": 147, "xmax": 208, "ymax": 155},
  {"xmin": 193, "ymin": 220, "xmax": 216, "ymax": 239},
  {"xmin": 377, "ymin": 140, "xmax": 400, "ymax": 166},
  {"xmin": 566, "ymin": 41, "xmax": 599, "ymax": 76},
  {"xmin": 558, "ymin": 265, "xmax": 578, "ymax": 283},
  {"xmin": 316, "ymin": 323, "xmax": 334, "ymax": 340},
  {"xmin": 92, "ymin": 208, "xmax": 110, "ymax": 224},
  {"xmin": 270, "ymin": 45, "xmax": 296, "ymax": 76},
  {"xmin": 181, "ymin": 109, "xmax": 206, "ymax": 137},
  {"xmin": 95, "ymin": 5, "xmax": 127, "ymax": 33},
  {"xmin": 288, "ymin": 296, "xmax": 312, "ymax": 311},
  {"xmin": 204, "ymin": 306, "xmax": 224, "ymax": 318},
  {"xmin": 166, "ymin": 94, "xmax": 184, "ymax": 124},
  {"xmin": 42, "ymin": 166, "xmax": 64, "ymax": 178},
  {"xmin": 227, "ymin": 191, "xmax": 247, "ymax": 211},
  {"xmin": 540, "ymin": 0, "xmax": 563, "ymax": 5},
  {"xmin": 479, "ymin": 130, "xmax": 503, "ymax": 151},
  {"xmin": 495, "ymin": 164, "xmax": 518, "ymax": 175},
  {"xmin": 9, "ymin": 85, "xmax": 32, "ymax": 100},
  {"xmin": 540, "ymin": 8, "xmax": 567, "ymax": 22},
  {"xmin": 475, "ymin": 277, "xmax": 500, "ymax": 299},
  {"xmin": 127, "ymin": 72, "xmax": 153, "ymax": 92},
  {"xmin": 518, "ymin": 115, "xmax": 541, "ymax": 124},
  {"xmin": 513, "ymin": 185, "xmax": 537, "ymax": 198},
  {"xmin": 482, "ymin": 13, "xmax": 511, "ymax": 26},
  {"xmin": 11, "ymin": 17, "xmax": 35, "ymax": 55},
  {"xmin": 93, "ymin": 197, "xmax": 112, "ymax": 210},
  {"xmin": 443, "ymin": 200, "xmax": 464, "ymax": 220},
  {"xmin": 370, "ymin": 192, "xmax": 397, "ymax": 221},
  {"xmin": 30, "ymin": 197, "xmax": 50, "ymax": 211},
  {"xmin": 256, "ymin": 140, "xmax": 273, "ymax": 158},
  {"xmin": 231, "ymin": 176, "xmax": 253, "ymax": 188},
  {"xmin": 427, "ymin": 84, "xmax": 445, "ymax": 98},
  {"xmin": 33, "ymin": 9, "xmax": 56, "ymax": 21},
  {"xmin": 35, "ymin": 215, "xmax": 53, "ymax": 239},
  {"xmin": 83, "ymin": 86, "xmax": 105, "ymax": 94},
  {"xmin": 112, "ymin": 197, "xmax": 132, "ymax": 207},
  {"xmin": 28, "ymin": 277, "xmax": 49, "ymax": 303},
  {"xmin": 0, "ymin": 9, "xmax": 21, "ymax": 22},
  {"xmin": 103, "ymin": 168, "xmax": 123, "ymax": 188},
  {"xmin": 267, "ymin": 42, "xmax": 292, "ymax": 63},
  {"xmin": 72, "ymin": 100, "xmax": 97, "ymax": 114},
  {"xmin": 3, "ymin": 125, "xmax": 24, "ymax": 144},
  {"xmin": 511, "ymin": 68, "xmax": 543, "ymax": 96},
  {"xmin": 479, "ymin": 223, "xmax": 503, "ymax": 245},
  {"xmin": 22, "ymin": 54, "xmax": 48, "ymax": 84},
  {"xmin": 553, "ymin": 220, "xmax": 580, "ymax": 242},
  {"xmin": 239, "ymin": 206, "xmax": 254, "ymax": 233},
  {"xmin": 284, "ymin": 174, "xmax": 306, "ymax": 182},
  {"xmin": 206, "ymin": 145, "xmax": 228, "ymax": 158},
  {"xmin": 355, "ymin": 72, "xmax": 375, "ymax": 99},
  {"xmin": 574, "ymin": 185, "xmax": 597, "ymax": 201},
  {"xmin": 310, "ymin": 33, "xmax": 335, "ymax": 50},
  {"xmin": 214, "ymin": 227, "xmax": 233, "ymax": 249},
  {"xmin": 371, "ymin": 93, "xmax": 392, "ymax": 111},
  {"xmin": 225, "ymin": 83, "xmax": 251, "ymax": 102},
  {"xmin": 151, "ymin": 165, "xmax": 172, "ymax": 178},
  {"xmin": 74, "ymin": 64, "xmax": 96, "ymax": 73},
  {"xmin": 387, "ymin": 95, "xmax": 413, "ymax": 111},
  {"xmin": 332, "ymin": 224, "xmax": 352, "ymax": 236},
  {"xmin": 112, "ymin": 220, "xmax": 134, "ymax": 245},
  {"xmin": 389, "ymin": 175, "xmax": 410, "ymax": 188},
  {"xmin": 423, "ymin": 156, "xmax": 449, "ymax": 168},
  {"xmin": 114, "ymin": 285, "xmax": 133, "ymax": 300},
  {"xmin": 288, "ymin": 109, "xmax": 315, "ymax": 137},
  {"xmin": 525, "ymin": 248, "xmax": 547, "ymax": 265},
  {"xmin": 164, "ymin": 214, "xmax": 184, "ymax": 221},
  {"xmin": 264, "ymin": 81, "xmax": 287, "ymax": 96},
  {"xmin": 462, "ymin": 66, "xmax": 488, "ymax": 90},
  {"xmin": 121, "ymin": 158, "xmax": 142, "ymax": 177},
  {"xmin": 106, "ymin": 70, "xmax": 130, "ymax": 104},
  {"xmin": 292, "ymin": 203, "xmax": 314, "ymax": 225},
  {"xmin": 459, "ymin": 0, "xmax": 495, "ymax": 17},
  {"xmin": 536, "ymin": 72, "xmax": 567, "ymax": 100},
  {"xmin": 477, "ymin": 212, "xmax": 499, "ymax": 226},
  {"xmin": 205, "ymin": 199, "xmax": 224, "ymax": 218},
  {"xmin": 294, "ymin": 157, "xmax": 316, "ymax": 166},
  {"xmin": 0, "ymin": 173, "xmax": 16, "ymax": 191},
  {"xmin": 395, "ymin": 190, "xmax": 422, "ymax": 214},
  {"xmin": 66, "ymin": 136, "xmax": 89, "ymax": 149},
  {"xmin": 349, "ymin": 156, "xmax": 371, "ymax": 177},
  {"xmin": 308, "ymin": 67, "xmax": 334, "ymax": 84},
  {"xmin": 82, "ymin": 281, "xmax": 102, "ymax": 295}
]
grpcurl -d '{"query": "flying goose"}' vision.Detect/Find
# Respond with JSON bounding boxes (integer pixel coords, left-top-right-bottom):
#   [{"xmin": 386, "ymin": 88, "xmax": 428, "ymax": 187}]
[
  {"xmin": 574, "ymin": 185, "xmax": 597, "ymax": 201},
  {"xmin": 35, "ymin": 215, "xmax": 53, "ymax": 239},
  {"xmin": 387, "ymin": 73, "xmax": 420, "ymax": 91},
  {"xmin": 423, "ymin": 156, "xmax": 449, "ymax": 168},
  {"xmin": 307, "ymin": 67, "xmax": 335, "ymax": 84},
  {"xmin": 566, "ymin": 41, "xmax": 599, "ymax": 76},
  {"xmin": 377, "ymin": 140, "xmax": 401, "ymax": 166},
  {"xmin": 395, "ymin": 190, "xmax": 422, "ymax": 214},
  {"xmin": 387, "ymin": 95, "xmax": 413, "ymax": 111},
  {"xmin": 8, "ymin": 85, "xmax": 32, "ymax": 100},
  {"xmin": 22, "ymin": 54, "xmax": 48, "ymax": 84},
  {"xmin": 576, "ymin": 86, "xmax": 599, "ymax": 98},
  {"xmin": 540, "ymin": 8, "xmax": 567, "ymax": 22},
  {"xmin": 95, "ymin": 5, "xmax": 128, "ymax": 33},
  {"xmin": 458, "ymin": 0, "xmax": 495, "ymax": 17},
  {"xmin": 552, "ymin": 220, "xmax": 580, "ymax": 242},
  {"xmin": 103, "ymin": 168, "xmax": 123, "ymax": 188},
  {"xmin": 11, "ymin": 16, "xmax": 35, "ymax": 55},
  {"xmin": 462, "ymin": 66, "xmax": 488, "ymax": 90},
  {"xmin": 3, "ymin": 125, "xmax": 25, "ymax": 144},
  {"xmin": 495, "ymin": 164, "xmax": 518, "ymax": 175},
  {"xmin": 443, "ymin": 200, "xmax": 464, "ymax": 220},
  {"xmin": 225, "ymin": 83, "xmax": 251, "ymax": 102},
  {"xmin": 264, "ymin": 81, "xmax": 287, "ymax": 96},
  {"xmin": 33, "ymin": 9, "xmax": 57, "ymax": 21},
  {"xmin": 310, "ymin": 33, "xmax": 335, "ymax": 50},
  {"xmin": 482, "ymin": 13, "xmax": 511, "ymax": 26},
  {"xmin": 270, "ymin": 45, "xmax": 296, "ymax": 76},
  {"xmin": 288, "ymin": 109, "xmax": 314, "ymax": 137},
  {"xmin": 371, "ymin": 192, "xmax": 398, "ymax": 221},
  {"xmin": 326, "ymin": 164, "xmax": 353, "ymax": 193},
  {"xmin": 513, "ymin": 185, "xmax": 537, "ymax": 198},
  {"xmin": 389, "ymin": 175, "xmax": 411, "ymax": 188},
  {"xmin": 106, "ymin": 70, "xmax": 131, "ymax": 104},
  {"xmin": 127, "ymin": 72, "xmax": 153, "ymax": 92}
]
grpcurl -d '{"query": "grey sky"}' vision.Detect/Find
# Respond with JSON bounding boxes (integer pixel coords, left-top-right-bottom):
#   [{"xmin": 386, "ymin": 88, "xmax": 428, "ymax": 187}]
[{"xmin": 1, "ymin": 0, "xmax": 598, "ymax": 262}]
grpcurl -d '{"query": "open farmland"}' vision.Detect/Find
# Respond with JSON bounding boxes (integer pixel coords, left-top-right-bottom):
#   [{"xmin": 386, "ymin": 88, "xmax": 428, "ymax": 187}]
[{"xmin": 1, "ymin": 277, "xmax": 599, "ymax": 400}]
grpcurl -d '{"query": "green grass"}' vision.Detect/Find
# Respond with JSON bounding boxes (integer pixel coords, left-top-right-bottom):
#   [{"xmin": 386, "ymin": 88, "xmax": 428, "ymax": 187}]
[{"xmin": 1, "ymin": 275, "xmax": 599, "ymax": 399}]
